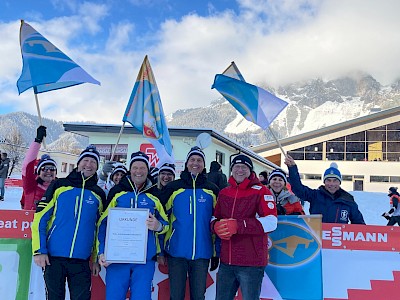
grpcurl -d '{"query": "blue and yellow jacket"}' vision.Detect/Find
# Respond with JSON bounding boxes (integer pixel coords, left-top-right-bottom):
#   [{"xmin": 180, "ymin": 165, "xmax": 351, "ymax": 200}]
[
  {"xmin": 97, "ymin": 176, "xmax": 168, "ymax": 261},
  {"xmin": 31, "ymin": 169, "xmax": 106, "ymax": 260},
  {"xmin": 162, "ymin": 169, "xmax": 219, "ymax": 260}
]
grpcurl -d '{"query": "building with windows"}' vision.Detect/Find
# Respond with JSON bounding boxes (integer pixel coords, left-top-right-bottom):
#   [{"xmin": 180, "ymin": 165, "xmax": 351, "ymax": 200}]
[
  {"xmin": 251, "ymin": 106, "xmax": 400, "ymax": 192},
  {"xmin": 63, "ymin": 123, "xmax": 279, "ymax": 176}
]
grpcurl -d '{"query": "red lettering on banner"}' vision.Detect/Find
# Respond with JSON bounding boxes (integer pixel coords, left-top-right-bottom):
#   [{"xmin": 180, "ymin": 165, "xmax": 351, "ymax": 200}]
[
  {"xmin": 322, "ymin": 223, "xmax": 400, "ymax": 251},
  {"xmin": 140, "ymin": 143, "xmax": 159, "ymax": 166},
  {"xmin": 0, "ymin": 210, "xmax": 34, "ymax": 239}
]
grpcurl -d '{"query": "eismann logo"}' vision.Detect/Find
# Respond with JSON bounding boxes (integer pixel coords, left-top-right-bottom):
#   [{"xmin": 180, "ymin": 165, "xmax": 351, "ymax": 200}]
[{"xmin": 268, "ymin": 222, "xmax": 321, "ymax": 266}]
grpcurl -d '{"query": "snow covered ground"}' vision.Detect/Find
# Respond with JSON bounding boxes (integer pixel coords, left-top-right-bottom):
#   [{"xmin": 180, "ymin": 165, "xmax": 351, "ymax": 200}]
[{"xmin": 0, "ymin": 187, "xmax": 391, "ymax": 226}]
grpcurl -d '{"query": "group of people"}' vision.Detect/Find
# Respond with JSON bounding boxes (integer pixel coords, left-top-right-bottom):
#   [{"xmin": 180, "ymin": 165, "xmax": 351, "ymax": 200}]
[{"xmin": 24, "ymin": 125, "xmax": 371, "ymax": 300}]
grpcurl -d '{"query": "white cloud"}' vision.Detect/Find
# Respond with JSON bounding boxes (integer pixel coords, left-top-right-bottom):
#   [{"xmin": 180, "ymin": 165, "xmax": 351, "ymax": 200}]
[{"xmin": 1, "ymin": 0, "xmax": 400, "ymax": 124}]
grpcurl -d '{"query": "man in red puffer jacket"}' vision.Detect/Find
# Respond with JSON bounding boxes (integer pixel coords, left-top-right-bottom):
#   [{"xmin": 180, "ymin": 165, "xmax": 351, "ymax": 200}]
[{"xmin": 211, "ymin": 154, "xmax": 278, "ymax": 300}]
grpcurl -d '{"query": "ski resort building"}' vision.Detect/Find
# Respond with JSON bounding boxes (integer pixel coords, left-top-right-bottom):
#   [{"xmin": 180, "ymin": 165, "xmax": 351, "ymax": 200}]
[
  {"xmin": 63, "ymin": 124, "xmax": 279, "ymax": 176},
  {"xmin": 251, "ymin": 106, "xmax": 400, "ymax": 192}
]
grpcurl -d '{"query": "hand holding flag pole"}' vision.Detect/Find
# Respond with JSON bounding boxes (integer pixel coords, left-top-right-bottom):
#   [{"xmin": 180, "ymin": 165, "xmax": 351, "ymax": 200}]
[
  {"xmin": 16, "ymin": 20, "xmax": 100, "ymax": 148},
  {"xmin": 212, "ymin": 61, "xmax": 288, "ymax": 156}
]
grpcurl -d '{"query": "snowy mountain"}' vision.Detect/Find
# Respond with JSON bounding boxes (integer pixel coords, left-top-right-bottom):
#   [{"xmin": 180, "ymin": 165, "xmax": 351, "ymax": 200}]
[
  {"xmin": 168, "ymin": 73, "xmax": 400, "ymax": 146},
  {"xmin": 0, "ymin": 112, "xmax": 88, "ymax": 153}
]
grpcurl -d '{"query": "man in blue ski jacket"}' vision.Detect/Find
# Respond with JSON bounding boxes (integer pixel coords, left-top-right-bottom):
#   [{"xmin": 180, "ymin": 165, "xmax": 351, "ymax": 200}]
[{"xmin": 285, "ymin": 154, "xmax": 365, "ymax": 224}]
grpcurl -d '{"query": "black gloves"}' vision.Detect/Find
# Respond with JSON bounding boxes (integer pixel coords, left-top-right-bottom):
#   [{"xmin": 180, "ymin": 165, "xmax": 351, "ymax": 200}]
[
  {"xmin": 277, "ymin": 204, "xmax": 286, "ymax": 215},
  {"xmin": 35, "ymin": 126, "xmax": 47, "ymax": 143},
  {"xmin": 209, "ymin": 257, "xmax": 219, "ymax": 271},
  {"xmin": 100, "ymin": 161, "xmax": 115, "ymax": 181},
  {"xmin": 388, "ymin": 208, "xmax": 395, "ymax": 214},
  {"xmin": 382, "ymin": 213, "xmax": 390, "ymax": 220}
]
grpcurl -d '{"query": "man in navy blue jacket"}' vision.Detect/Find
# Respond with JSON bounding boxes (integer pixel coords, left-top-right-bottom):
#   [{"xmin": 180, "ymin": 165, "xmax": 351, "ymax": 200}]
[{"xmin": 284, "ymin": 155, "xmax": 365, "ymax": 224}]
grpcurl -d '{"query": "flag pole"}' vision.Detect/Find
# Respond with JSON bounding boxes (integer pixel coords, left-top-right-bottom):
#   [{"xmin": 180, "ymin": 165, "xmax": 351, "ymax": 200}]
[
  {"xmin": 34, "ymin": 92, "xmax": 47, "ymax": 149},
  {"xmin": 268, "ymin": 127, "xmax": 286, "ymax": 157},
  {"xmin": 110, "ymin": 122, "xmax": 126, "ymax": 161}
]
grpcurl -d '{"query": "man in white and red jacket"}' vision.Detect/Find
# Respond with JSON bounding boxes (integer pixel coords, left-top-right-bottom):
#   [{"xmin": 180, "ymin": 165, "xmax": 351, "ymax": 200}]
[
  {"xmin": 211, "ymin": 154, "xmax": 277, "ymax": 300},
  {"xmin": 20, "ymin": 126, "xmax": 57, "ymax": 210}
]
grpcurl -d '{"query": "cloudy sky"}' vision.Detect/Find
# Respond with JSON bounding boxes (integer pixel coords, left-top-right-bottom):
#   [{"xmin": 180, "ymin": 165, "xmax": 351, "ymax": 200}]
[{"xmin": 1, "ymin": 0, "xmax": 399, "ymax": 124}]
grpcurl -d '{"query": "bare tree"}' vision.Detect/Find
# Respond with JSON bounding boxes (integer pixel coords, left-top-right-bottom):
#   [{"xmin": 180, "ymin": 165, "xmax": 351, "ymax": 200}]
[{"xmin": 1, "ymin": 127, "xmax": 27, "ymax": 177}]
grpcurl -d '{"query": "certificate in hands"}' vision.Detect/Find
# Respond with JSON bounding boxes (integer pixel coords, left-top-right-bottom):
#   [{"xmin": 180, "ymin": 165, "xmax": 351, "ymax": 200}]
[{"xmin": 104, "ymin": 208, "xmax": 149, "ymax": 264}]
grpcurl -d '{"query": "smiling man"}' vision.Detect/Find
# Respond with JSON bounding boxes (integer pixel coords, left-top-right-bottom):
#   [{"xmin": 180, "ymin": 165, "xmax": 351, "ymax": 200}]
[
  {"xmin": 162, "ymin": 146, "xmax": 220, "ymax": 300},
  {"xmin": 31, "ymin": 145, "xmax": 107, "ymax": 300},
  {"xmin": 285, "ymin": 154, "xmax": 365, "ymax": 224}
]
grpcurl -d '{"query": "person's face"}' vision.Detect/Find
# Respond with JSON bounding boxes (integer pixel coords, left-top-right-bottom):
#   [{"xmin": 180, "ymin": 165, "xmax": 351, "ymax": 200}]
[
  {"xmin": 112, "ymin": 171, "xmax": 125, "ymax": 185},
  {"xmin": 38, "ymin": 165, "xmax": 57, "ymax": 183},
  {"xmin": 232, "ymin": 163, "xmax": 251, "ymax": 183},
  {"xmin": 269, "ymin": 176, "xmax": 285, "ymax": 193},
  {"xmin": 187, "ymin": 155, "xmax": 205, "ymax": 175},
  {"xmin": 77, "ymin": 157, "xmax": 98, "ymax": 177},
  {"xmin": 324, "ymin": 178, "xmax": 341, "ymax": 194},
  {"xmin": 259, "ymin": 174, "xmax": 265, "ymax": 181},
  {"xmin": 130, "ymin": 161, "xmax": 148, "ymax": 186},
  {"xmin": 159, "ymin": 171, "xmax": 175, "ymax": 187}
]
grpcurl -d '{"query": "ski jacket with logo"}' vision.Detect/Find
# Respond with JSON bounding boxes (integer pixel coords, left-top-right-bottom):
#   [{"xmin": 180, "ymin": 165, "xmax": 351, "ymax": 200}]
[
  {"xmin": 20, "ymin": 141, "xmax": 53, "ymax": 210},
  {"xmin": 97, "ymin": 176, "xmax": 168, "ymax": 261},
  {"xmin": 211, "ymin": 173, "xmax": 278, "ymax": 267},
  {"xmin": 31, "ymin": 169, "xmax": 106, "ymax": 260},
  {"xmin": 288, "ymin": 165, "xmax": 365, "ymax": 224},
  {"xmin": 162, "ymin": 169, "xmax": 219, "ymax": 260}
]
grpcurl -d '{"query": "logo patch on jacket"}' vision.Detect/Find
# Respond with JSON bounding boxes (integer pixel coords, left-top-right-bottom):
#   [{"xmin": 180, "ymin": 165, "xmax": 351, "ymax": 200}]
[
  {"xmin": 86, "ymin": 196, "xmax": 94, "ymax": 204},
  {"xmin": 251, "ymin": 185, "xmax": 262, "ymax": 190},
  {"xmin": 140, "ymin": 198, "xmax": 148, "ymax": 206},
  {"xmin": 264, "ymin": 195, "xmax": 274, "ymax": 202},
  {"xmin": 340, "ymin": 210, "xmax": 349, "ymax": 222},
  {"xmin": 268, "ymin": 202, "xmax": 275, "ymax": 209},
  {"xmin": 198, "ymin": 194, "xmax": 206, "ymax": 203}
]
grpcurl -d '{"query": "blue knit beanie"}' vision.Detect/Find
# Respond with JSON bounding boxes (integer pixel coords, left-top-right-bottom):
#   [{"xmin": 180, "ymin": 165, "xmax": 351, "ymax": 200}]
[{"xmin": 323, "ymin": 163, "xmax": 341, "ymax": 183}]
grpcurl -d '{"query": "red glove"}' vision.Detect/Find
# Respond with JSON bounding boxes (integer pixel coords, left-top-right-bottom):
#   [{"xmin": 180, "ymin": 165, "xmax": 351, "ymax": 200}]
[{"xmin": 214, "ymin": 219, "xmax": 238, "ymax": 240}]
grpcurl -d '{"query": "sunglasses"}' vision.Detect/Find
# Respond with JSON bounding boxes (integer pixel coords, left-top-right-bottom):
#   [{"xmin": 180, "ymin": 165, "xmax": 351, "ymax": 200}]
[{"xmin": 40, "ymin": 166, "xmax": 56, "ymax": 172}]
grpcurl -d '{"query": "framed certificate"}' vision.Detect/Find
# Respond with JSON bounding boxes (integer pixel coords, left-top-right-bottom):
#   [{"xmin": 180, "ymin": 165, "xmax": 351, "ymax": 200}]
[{"xmin": 104, "ymin": 207, "xmax": 149, "ymax": 264}]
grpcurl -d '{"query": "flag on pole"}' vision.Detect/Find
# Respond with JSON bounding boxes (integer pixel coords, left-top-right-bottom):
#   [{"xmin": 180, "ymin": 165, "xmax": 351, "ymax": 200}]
[
  {"xmin": 123, "ymin": 56, "xmax": 174, "ymax": 163},
  {"xmin": 212, "ymin": 62, "xmax": 288, "ymax": 130},
  {"xmin": 17, "ymin": 20, "xmax": 100, "ymax": 95}
]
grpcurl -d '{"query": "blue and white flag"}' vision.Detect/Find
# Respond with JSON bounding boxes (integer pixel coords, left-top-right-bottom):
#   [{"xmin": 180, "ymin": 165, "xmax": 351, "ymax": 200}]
[
  {"xmin": 212, "ymin": 62, "xmax": 288, "ymax": 130},
  {"xmin": 123, "ymin": 56, "xmax": 174, "ymax": 163},
  {"xmin": 17, "ymin": 20, "xmax": 100, "ymax": 95}
]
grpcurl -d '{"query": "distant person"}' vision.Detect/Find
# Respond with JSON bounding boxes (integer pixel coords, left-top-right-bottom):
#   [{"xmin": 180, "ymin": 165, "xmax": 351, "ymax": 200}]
[
  {"xmin": 259, "ymin": 171, "xmax": 269, "ymax": 185},
  {"xmin": 98, "ymin": 161, "xmax": 128, "ymax": 197},
  {"xmin": 0, "ymin": 152, "xmax": 10, "ymax": 201},
  {"xmin": 211, "ymin": 154, "xmax": 277, "ymax": 300},
  {"xmin": 161, "ymin": 146, "xmax": 220, "ymax": 300},
  {"xmin": 157, "ymin": 162, "xmax": 176, "ymax": 192},
  {"xmin": 97, "ymin": 151, "xmax": 168, "ymax": 300},
  {"xmin": 31, "ymin": 145, "xmax": 106, "ymax": 300},
  {"xmin": 207, "ymin": 160, "xmax": 228, "ymax": 189},
  {"xmin": 21, "ymin": 126, "xmax": 58, "ymax": 210},
  {"xmin": 285, "ymin": 155, "xmax": 365, "ymax": 224},
  {"xmin": 383, "ymin": 187, "xmax": 400, "ymax": 226},
  {"xmin": 268, "ymin": 169, "xmax": 304, "ymax": 215}
]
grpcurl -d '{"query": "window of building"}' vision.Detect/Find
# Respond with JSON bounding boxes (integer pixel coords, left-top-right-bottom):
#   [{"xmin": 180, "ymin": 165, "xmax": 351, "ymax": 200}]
[
  {"xmin": 387, "ymin": 122, "xmax": 400, "ymax": 130},
  {"xmin": 304, "ymin": 174, "xmax": 322, "ymax": 180},
  {"xmin": 288, "ymin": 151, "xmax": 304, "ymax": 160},
  {"xmin": 326, "ymin": 153, "xmax": 344, "ymax": 160},
  {"xmin": 346, "ymin": 132, "xmax": 365, "ymax": 141},
  {"xmin": 346, "ymin": 153, "xmax": 366, "ymax": 161},
  {"xmin": 61, "ymin": 162, "xmax": 67, "ymax": 173},
  {"xmin": 69, "ymin": 164, "xmax": 75, "ymax": 173},
  {"xmin": 367, "ymin": 131, "xmax": 386, "ymax": 141},
  {"xmin": 215, "ymin": 151, "xmax": 225, "ymax": 166},
  {"xmin": 327, "ymin": 141, "xmax": 345, "ymax": 152},
  {"xmin": 342, "ymin": 175, "xmax": 353, "ymax": 181},
  {"xmin": 390, "ymin": 176, "xmax": 400, "ymax": 183},
  {"xmin": 370, "ymin": 176, "xmax": 390, "ymax": 182},
  {"xmin": 347, "ymin": 142, "xmax": 366, "ymax": 152},
  {"xmin": 305, "ymin": 153, "xmax": 322, "ymax": 160}
]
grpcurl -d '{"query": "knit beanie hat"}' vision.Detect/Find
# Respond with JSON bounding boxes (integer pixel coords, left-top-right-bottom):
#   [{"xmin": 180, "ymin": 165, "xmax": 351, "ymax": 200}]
[
  {"xmin": 230, "ymin": 154, "xmax": 253, "ymax": 171},
  {"xmin": 259, "ymin": 171, "xmax": 269, "ymax": 179},
  {"xmin": 150, "ymin": 166, "xmax": 159, "ymax": 178},
  {"xmin": 159, "ymin": 162, "xmax": 176, "ymax": 176},
  {"xmin": 111, "ymin": 163, "xmax": 127, "ymax": 178},
  {"xmin": 77, "ymin": 145, "xmax": 100, "ymax": 169},
  {"xmin": 268, "ymin": 169, "xmax": 287, "ymax": 184},
  {"xmin": 186, "ymin": 146, "xmax": 206, "ymax": 165},
  {"xmin": 129, "ymin": 151, "xmax": 150, "ymax": 170},
  {"xmin": 323, "ymin": 162, "xmax": 342, "ymax": 183},
  {"xmin": 36, "ymin": 154, "xmax": 57, "ymax": 175}
]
